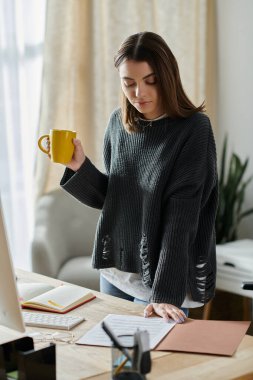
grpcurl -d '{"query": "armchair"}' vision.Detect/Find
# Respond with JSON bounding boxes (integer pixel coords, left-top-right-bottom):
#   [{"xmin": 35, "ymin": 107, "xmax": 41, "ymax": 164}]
[{"xmin": 31, "ymin": 189, "xmax": 100, "ymax": 290}]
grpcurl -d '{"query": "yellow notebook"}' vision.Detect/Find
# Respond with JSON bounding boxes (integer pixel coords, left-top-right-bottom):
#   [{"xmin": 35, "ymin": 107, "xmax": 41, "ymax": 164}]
[{"xmin": 21, "ymin": 284, "xmax": 96, "ymax": 313}]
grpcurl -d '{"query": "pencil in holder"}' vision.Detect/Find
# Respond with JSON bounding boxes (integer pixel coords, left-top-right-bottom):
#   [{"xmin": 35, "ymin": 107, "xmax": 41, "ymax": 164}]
[{"xmin": 111, "ymin": 335, "xmax": 145, "ymax": 380}]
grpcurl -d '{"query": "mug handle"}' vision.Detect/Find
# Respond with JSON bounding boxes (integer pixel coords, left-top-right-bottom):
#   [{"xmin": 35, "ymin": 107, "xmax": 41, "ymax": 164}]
[{"xmin": 38, "ymin": 135, "xmax": 50, "ymax": 154}]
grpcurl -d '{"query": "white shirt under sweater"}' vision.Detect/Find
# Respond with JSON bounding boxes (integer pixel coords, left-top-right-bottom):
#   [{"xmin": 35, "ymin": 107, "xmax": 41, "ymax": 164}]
[
  {"xmin": 100, "ymin": 268, "xmax": 203, "ymax": 308},
  {"xmin": 100, "ymin": 268, "xmax": 203, "ymax": 307},
  {"xmin": 101, "ymin": 114, "xmax": 203, "ymax": 309}
]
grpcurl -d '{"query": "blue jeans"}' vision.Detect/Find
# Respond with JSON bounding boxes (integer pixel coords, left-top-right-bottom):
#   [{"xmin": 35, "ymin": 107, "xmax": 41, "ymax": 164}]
[{"xmin": 100, "ymin": 275, "xmax": 189, "ymax": 316}]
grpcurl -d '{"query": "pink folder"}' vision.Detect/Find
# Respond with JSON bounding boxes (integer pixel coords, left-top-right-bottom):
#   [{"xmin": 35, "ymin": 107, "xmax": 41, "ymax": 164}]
[{"xmin": 155, "ymin": 319, "xmax": 251, "ymax": 356}]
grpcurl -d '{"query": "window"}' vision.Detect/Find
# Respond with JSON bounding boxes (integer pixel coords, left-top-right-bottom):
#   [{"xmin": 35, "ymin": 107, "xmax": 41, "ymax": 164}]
[{"xmin": 0, "ymin": 0, "xmax": 47, "ymax": 268}]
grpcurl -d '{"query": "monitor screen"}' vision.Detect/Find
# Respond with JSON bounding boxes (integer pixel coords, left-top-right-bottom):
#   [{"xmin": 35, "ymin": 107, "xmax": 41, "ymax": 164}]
[{"xmin": 0, "ymin": 196, "xmax": 25, "ymax": 333}]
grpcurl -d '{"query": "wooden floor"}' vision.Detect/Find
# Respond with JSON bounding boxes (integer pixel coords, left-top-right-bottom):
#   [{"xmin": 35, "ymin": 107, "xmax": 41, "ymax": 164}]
[{"xmin": 189, "ymin": 290, "xmax": 253, "ymax": 336}]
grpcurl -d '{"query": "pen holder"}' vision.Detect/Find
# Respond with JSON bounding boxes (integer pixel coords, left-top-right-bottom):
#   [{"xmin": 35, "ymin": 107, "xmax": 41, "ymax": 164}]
[{"xmin": 111, "ymin": 335, "xmax": 145, "ymax": 380}]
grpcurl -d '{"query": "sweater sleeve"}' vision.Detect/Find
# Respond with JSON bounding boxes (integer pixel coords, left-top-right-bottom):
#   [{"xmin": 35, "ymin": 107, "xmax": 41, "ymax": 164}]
[
  {"xmin": 60, "ymin": 111, "xmax": 114, "ymax": 209},
  {"xmin": 60, "ymin": 158, "xmax": 108, "ymax": 209},
  {"xmin": 150, "ymin": 117, "xmax": 218, "ymax": 306}
]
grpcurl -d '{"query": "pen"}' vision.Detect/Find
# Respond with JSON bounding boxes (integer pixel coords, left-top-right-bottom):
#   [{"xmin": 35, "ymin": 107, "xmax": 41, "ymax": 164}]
[
  {"xmin": 101, "ymin": 321, "xmax": 132, "ymax": 361},
  {"xmin": 114, "ymin": 357, "xmax": 128, "ymax": 375},
  {"xmin": 48, "ymin": 300, "xmax": 64, "ymax": 308}
]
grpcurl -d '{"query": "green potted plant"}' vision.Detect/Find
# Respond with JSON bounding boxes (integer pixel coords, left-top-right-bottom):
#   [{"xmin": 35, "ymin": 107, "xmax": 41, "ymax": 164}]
[{"xmin": 215, "ymin": 136, "xmax": 253, "ymax": 244}]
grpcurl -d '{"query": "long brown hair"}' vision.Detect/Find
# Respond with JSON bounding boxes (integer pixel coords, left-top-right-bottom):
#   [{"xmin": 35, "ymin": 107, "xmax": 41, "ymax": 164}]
[{"xmin": 114, "ymin": 32, "xmax": 205, "ymax": 132}]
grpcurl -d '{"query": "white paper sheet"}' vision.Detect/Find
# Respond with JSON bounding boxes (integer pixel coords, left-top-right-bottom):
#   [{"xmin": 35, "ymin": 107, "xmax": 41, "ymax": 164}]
[{"xmin": 76, "ymin": 314, "xmax": 176, "ymax": 349}]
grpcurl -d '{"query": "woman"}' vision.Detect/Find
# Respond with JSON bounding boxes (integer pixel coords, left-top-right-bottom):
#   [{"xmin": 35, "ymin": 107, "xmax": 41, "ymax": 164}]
[{"xmin": 60, "ymin": 32, "xmax": 218, "ymax": 323}]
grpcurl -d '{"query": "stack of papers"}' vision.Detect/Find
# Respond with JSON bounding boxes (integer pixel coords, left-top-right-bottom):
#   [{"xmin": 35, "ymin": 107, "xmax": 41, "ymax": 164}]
[{"xmin": 76, "ymin": 314, "xmax": 176, "ymax": 349}]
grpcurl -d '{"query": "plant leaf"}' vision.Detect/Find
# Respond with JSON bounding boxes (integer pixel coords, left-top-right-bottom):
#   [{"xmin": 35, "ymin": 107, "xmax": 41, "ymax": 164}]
[{"xmin": 215, "ymin": 136, "xmax": 253, "ymax": 243}]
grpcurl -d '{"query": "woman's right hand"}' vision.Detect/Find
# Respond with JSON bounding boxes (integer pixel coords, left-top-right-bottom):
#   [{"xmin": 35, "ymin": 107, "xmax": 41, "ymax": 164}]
[
  {"xmin": 46, "ymin": 137, "xmax": 86, "ymax": 171},
  {"xmin": 65, "ymin": 138, "xmax": 86, "ymax": 171}
]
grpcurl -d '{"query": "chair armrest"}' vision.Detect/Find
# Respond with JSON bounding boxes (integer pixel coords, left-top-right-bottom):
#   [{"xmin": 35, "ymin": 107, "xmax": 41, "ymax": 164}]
[
  {"xmin": 31, "ymin": 223, "xmax": 68, "ymax": 278},
  {"xmin": 31, "ymin": 189, "xmax": 100, "ymax": 278}
]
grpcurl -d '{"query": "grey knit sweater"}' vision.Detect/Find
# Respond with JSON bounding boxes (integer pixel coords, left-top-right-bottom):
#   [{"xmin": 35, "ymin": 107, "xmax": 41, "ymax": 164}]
[{"xmin": 60, "ymin": 108, "xmax": 218, "ymax": 307}]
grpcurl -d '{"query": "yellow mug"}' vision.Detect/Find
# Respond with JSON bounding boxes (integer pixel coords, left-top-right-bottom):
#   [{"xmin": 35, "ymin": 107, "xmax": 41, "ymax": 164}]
[{"xmin": 38, "ymin": 129, "xmax": 76, "ymax": 164}]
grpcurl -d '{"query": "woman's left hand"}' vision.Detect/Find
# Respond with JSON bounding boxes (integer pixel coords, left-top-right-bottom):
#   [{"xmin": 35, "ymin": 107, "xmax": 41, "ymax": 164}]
[{"xmin": 143, "ymin": 303, "xmax": 187, "ymax": 323}]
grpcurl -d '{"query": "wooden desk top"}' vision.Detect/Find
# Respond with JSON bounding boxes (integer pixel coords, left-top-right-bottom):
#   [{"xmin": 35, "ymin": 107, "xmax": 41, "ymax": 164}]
[{"xmin": 1, "ymin": 269, "xmax": 253, "ymax": 380}]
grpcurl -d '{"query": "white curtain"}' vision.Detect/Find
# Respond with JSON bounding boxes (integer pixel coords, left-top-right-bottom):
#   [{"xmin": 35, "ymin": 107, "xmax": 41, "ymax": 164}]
[{"xmin": 0, "ymin": 0, "xmax": 46, "ymax": 268}]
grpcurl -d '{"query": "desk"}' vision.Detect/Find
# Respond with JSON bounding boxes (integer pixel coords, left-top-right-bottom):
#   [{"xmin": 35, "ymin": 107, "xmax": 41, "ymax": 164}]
[{"xmin": 1, "ymin": 269, "xmax": 253, "ymax": 380}]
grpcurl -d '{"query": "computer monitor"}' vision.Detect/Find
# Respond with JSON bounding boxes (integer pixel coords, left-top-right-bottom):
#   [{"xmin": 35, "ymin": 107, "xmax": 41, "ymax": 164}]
[{"xmin": 0, "ymin": 195, "xmax": 25, "ymax": 332}]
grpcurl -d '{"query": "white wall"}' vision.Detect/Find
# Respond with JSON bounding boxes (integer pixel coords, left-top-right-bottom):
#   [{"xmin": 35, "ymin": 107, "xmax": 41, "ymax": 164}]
[{"xmin": 216, "ymin": 0, "xmax": 253, "ymax": 238}]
